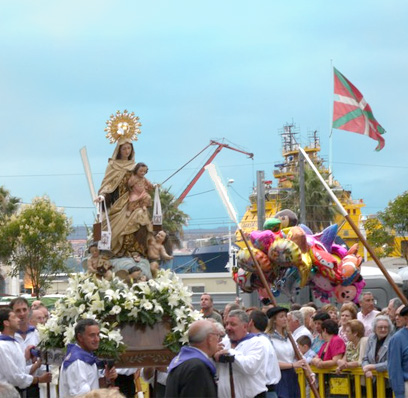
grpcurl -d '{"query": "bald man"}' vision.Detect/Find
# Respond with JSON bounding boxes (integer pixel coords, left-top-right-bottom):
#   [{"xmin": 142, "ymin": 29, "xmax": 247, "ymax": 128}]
[{"xmin": 165, "ymin": 320, "xmax": 219, "ymax": 397}]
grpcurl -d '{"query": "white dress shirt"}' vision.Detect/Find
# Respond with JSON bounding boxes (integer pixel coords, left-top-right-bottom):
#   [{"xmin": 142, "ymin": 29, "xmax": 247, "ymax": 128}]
[
  {"xmin": 357, "ymin": 310, "xmax": 380, "ymax": 337},
  {"xmin": 59, "ymin": 357, "xmax": 100, "ymax": 397},
  {"xmin": 217, "ymin": 335, "xmax": 267, "ymax": 398},
  {"xmin": 259, "ymin": 334, "xmax": 281, "ymax": 385},
  {"xmin": 0, "ymin": 338, "xmax": 33, "ymax": 389}
]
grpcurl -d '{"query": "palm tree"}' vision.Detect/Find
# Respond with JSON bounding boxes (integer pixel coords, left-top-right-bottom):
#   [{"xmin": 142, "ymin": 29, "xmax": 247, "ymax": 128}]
[
  {"xmin": 278, "ymin": 166, "xmax": 338, "ymax": 232},
  {"xmin": 0, "ymin": 186, "xmax": 20, "ymax": 223}
]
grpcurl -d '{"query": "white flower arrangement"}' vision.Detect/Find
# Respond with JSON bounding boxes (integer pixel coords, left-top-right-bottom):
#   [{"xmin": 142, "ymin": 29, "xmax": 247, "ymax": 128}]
[{"xmin": 38, "ymin": 269, "xmax": 202, "ymax": 359}]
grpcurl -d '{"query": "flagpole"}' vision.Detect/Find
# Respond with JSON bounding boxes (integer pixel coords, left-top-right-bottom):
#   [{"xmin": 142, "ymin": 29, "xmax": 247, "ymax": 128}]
[
  {"xmin": 328, "ymin": 60, "xmax": 334, "ymax": 185},
  {"xmin": 299, "ymin": 147, "xmax": 408, "ymax": 306}
]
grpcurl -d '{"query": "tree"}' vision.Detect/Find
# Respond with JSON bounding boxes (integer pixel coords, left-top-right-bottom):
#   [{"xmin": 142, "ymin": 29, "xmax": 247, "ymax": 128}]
[
  {"xmin": 278, "ymin": 166, "xmax": 338, "ymax": 232},
  {"xmin": 151, "ymin": 188, "xmax": 189, "ymax": 252},
  {"xmin": 378, "ymin": 191, "xmax": 408, "ymax": 263},
  {"xmin": 0, "ymin": 186, "xmax": 20, "ymax": 223},
  {"xmin": 0, "ymin": 196, "xmax": 73, "ymax": 297},
  {"xmin": 364, "ymin": 217, "xmax": 396, "ymax": 259}
]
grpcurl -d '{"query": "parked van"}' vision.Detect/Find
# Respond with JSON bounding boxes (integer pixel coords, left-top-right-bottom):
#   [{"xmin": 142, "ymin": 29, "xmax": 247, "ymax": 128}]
[{"xmin": 360, "ymin": 266, "xmax": 404, "ymax": 309}]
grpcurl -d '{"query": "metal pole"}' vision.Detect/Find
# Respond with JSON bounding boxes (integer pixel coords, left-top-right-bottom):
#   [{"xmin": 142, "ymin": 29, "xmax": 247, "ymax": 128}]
[
  {"xmin": 299, "ymin": 151, "xmax": 306, "ymax": 225},
  {"xmin": 257, "ymin": 171, "xmax": 265, "ymax": 230}
]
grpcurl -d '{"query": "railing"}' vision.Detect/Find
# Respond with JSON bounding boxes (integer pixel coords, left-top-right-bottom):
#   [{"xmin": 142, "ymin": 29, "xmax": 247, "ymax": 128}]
[{"xmin": 297, "ymin": 366, "xmax": 390, "ymax": 398}]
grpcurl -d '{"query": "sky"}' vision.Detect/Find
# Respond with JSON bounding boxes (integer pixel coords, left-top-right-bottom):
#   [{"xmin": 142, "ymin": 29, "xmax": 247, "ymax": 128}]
[{"xmin": 1, "ymin": 1, "xmax": 407, "ymax": 231}]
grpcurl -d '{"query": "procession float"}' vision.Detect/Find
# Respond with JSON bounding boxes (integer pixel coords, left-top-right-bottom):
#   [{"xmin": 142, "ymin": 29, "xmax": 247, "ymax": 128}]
[{"xmin": 38, "ymin": 111, "xmax": 202, "ymax": 366}]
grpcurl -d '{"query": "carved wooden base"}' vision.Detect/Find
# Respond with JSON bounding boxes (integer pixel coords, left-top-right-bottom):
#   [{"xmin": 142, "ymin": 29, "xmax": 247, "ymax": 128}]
[{"xmin": 115, "ymin": 321, "xmax": 176, "ymax": 368}]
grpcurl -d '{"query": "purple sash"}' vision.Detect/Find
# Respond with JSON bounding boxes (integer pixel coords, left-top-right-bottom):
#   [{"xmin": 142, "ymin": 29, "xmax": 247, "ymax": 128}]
[
  {"xmin": 168, "ymin": 346, "xmax": 216, "ymax": 376},
  {"xmin": 0, "ymin": 334, "xmax": 17, "ymax": 342},
  {"xmin": 17, "ymin": 326, "xmax": 36, "ymax": 335},
  {"xmin": 62, "ymin": 343, "xmax": 102, "ymax": 369},
  {"xmin": 230, "ymin": 332, "xmax": 256, "ymax": 347}
]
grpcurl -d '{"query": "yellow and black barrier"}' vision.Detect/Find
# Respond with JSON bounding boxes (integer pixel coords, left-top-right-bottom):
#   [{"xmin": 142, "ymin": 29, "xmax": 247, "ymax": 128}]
[{"xmin": 297, "ymin": 366, "xmax": 390, "ymax": 398}]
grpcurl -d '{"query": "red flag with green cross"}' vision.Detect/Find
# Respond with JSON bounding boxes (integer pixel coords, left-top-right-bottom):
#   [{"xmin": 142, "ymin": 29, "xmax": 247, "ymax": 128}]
[{"xmin": 332, "ymin": 67, "xmax": 386, "ymax": 151}]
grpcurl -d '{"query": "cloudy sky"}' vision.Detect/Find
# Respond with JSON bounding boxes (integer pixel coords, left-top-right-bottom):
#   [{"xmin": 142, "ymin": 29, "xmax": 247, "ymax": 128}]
[{"xmin": 1, "ymin": 1, "xmax": 407, "ymax": 230}]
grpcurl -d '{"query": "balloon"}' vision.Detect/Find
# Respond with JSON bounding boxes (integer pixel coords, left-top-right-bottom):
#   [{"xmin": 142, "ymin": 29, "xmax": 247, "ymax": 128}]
[
  {"xmin": 312, "ymin": 224, "xmax": 338, "ymax": 252},
  {"xmin": 255, "ymin": 250, "xmax": 272, "ymax": 272},
  {"xmin": 333, "ymin": 276, "xmax": 366, "ymax": 304},
  {"xmin": 337, "ymin": 244, "xmax": 362, "ymax": 285},
  {"xmin": 233, "ymin": 268, "xmax": 254, "ymax": 293},
  {"xmin": 250, "ymin": 230, "xmax": 276, "ymax": 253},
  {"xmin": 263, "ymin": 218, "xmax": 282, "ymax": 232},
  {"xmin": 331, "ymin": 243, "xmax": 348, "ymax": 259},
  {"xmin": 279, "ymin": 267, "xmax": 301, "ymax": 300},
  {"xmin": 237, "ymin": 248, "xmax": 256, "ymax": 272},
  {"xmin": 268, "ymin": 238, "xmax": 302, "ymax": 268},
  {"xmin": 338, "ymin": 255, "xmax": 360, "ymax": 285},
  {"xmin": 298, "ymin": 253, "xmax": 312, "ymax": 287},
  {"xmin": 274, "ymin": 209, "xmax": 298, "ymax": 228},
  {"xmin": 310, "ymin": 245, "xmax": 340, "ymax": 284},
  {"xmin": 310, "ymin": 274, "xmax": 335, "ymax": 303},
  {"xmin": 334, "ymin": 284, "xmax": 357, "ymax": 303},
  {"xmin": 287, "ymin": 226, "xmax": 308, "ymax": 253}
]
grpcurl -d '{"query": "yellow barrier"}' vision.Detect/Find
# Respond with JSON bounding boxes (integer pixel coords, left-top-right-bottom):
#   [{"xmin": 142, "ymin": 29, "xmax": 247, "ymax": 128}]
[{"xmin": 296, "ymin": 366, "xmax": 390, "ymax": 398}]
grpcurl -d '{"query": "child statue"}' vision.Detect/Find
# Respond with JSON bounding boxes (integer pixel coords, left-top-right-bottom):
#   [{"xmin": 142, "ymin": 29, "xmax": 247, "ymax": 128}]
[
  {"xmin": 127, "ymin": 162, "xmax": 154, "ymax": 216},
  {"xmin": 147, "ymin": 231, "xmax": 173, "ymax": 278}
]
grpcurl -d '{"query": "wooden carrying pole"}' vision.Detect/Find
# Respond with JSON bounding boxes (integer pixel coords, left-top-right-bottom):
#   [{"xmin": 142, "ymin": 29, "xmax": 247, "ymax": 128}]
[
  {"xmin": 298, "ymin": 147, "xmax": 408, "ymax": 305},
  {"xmin": 205, "ymin": 164, "xmax": 320, "ymax": 398}
]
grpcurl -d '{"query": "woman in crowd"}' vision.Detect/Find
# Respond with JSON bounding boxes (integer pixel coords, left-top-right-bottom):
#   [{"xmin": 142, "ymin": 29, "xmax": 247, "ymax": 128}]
[
  {"xmin": 310, "ymin": 311, "xmax": 331, "ymax": 354},
  {"xmin": 321, "ymin": 304, "xmax": 339, "ymax": 323},
  {"xmin": 362, "ymin": 315, "xmax": 394, "ymax": 397},
  {"xmin": 266, "ymin": 306, "xmax": 306, "ymax": 398},
  {"xmin": 338, "ymin": 303, "xmax": 358, "ymax": 343},
  {"xmin": 311, "ymin": 319, "xmax": 346, "ymax": 369},
  {"xmin": 336, "ymin": 320, "xmax": 367, "ymax": 371}
]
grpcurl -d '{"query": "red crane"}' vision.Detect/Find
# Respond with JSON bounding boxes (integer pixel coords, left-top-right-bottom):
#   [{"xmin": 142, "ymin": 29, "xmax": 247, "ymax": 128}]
[{"xmin": 174, "ymin": 140, "xmax": 254, "ymax": 204}]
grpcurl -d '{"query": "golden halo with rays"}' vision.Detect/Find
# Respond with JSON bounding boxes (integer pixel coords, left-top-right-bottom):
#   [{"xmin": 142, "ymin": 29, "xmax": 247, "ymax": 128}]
[{"xmin": 104, "ymin": 110, "xmax": 142, "ymax": 143}]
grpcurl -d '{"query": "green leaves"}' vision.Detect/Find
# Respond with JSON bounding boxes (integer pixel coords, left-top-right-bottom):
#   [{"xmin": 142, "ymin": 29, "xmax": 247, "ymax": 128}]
[{"xmin": 0, "ymin": 196, "xmax": 73, "ymax": 297}]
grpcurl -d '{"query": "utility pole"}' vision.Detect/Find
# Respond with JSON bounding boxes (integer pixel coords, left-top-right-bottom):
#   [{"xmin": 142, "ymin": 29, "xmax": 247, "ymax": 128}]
[
  {"xmin": 250, "ymin": 170, "xmax": 266, "ymax": 306},
  {"xmin": 299, "ymin": 150, "xmax": 306, "ymax": 225},
  {"xmin": 257, "ymin": 171, "xmax": 265, "ymax": 229}
]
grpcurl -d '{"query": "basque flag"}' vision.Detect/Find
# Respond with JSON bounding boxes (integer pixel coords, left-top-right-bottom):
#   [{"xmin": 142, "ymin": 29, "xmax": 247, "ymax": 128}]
[{"xmin": 332, "ymin": 67, "xmax": 386, "ymax": 151}]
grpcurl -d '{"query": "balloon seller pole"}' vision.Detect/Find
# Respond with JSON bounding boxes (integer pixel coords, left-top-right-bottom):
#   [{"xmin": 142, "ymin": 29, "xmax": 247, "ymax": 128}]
[
  {"xmin": 205, "ymin": 164, "xmax": 321, "ymax": 398},
  {"xmin": 298, "ymin": 147, "xmax": 408, "ymax": 306}
]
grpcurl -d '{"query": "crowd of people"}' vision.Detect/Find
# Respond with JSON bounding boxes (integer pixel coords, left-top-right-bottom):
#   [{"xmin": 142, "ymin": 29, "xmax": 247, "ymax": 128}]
[{"xmin": 1, "ymin": 293, "xmax": 408, "ymax": 398}]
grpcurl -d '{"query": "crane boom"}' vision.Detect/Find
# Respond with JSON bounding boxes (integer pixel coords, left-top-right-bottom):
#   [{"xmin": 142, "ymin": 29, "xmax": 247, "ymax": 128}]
[{"xmin": 177, "ymin": 140, "xmax": 253, "ymax": 203}]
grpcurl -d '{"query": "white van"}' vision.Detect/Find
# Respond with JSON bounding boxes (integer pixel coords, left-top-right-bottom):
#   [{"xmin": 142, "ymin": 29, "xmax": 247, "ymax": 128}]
[{"xmin": 360, "ymin": 266, "xmax": 404, "ymax": 309}]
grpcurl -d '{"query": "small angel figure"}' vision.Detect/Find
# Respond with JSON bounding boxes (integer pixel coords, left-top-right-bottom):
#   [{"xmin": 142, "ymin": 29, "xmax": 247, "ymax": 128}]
[
  {"xmin": 147, "ymin": 231, "xmax": 173, "ymax": 278},
  {"xmin": 87, "ymin": 244, "xmax": 100, "ymax": 273},
  {"xmin": 127, "ymin": 162, "xmax": 154, "ymax": 216}
]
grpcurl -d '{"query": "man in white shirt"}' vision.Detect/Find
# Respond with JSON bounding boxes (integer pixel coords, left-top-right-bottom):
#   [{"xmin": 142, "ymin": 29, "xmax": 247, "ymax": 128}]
[
  {"xmin": 248, "ymin": 310, "xmax": 281, "ymax": 398},
  {"xmin": 215, "ymin": 309, "xmax": 268, "ymax": 398},
  {"xmin": 59, "ymin": 319, "xmax": 117, "ymax": 398},
  {"xmin": 0, "ymin": 308, "xmax": 51, "ymax": 394},
  {"xmin": 288, "ymin": 310, "xmax": 313, "ymax": 341},
  {"xmin": 357, "ymin": 292, "xmax": 379, "ymax": 337}
]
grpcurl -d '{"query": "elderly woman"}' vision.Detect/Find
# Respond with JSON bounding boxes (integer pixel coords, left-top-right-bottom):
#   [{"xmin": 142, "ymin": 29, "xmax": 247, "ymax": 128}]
[
  {"xmin": 338, "ymin": 303, "xmax": 358, "ymax": 343},
  {"xmin": 336, "ymin": 320, "xmax": 367, "ymax": 371},
  {"xmin": 311, "ymin": 319, "xmax": 346, "ymax": 369},
  {"xmin": 362, "ymin": 315, "xmax": 393, "ymax": 380},
  {"xmin": 266, "ymin": 307, "xmax": 306, "ymax": 398}
]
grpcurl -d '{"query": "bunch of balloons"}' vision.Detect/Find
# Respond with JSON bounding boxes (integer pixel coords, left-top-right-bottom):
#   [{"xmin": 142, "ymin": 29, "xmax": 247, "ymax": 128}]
[{"xmin": 232, "ymin": 209, "xmax": 366, "ymax": 304}]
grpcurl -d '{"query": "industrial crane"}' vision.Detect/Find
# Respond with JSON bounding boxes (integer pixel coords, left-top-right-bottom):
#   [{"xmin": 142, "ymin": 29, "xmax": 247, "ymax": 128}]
[{"xmin": 170, "ymin": 140, "xmax": 254, "ymax": 204}]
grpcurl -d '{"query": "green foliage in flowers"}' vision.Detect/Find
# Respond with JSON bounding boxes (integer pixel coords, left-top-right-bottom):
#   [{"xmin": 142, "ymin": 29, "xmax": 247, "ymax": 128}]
[
  {"xmin": 0, "ymin": 196, "xmax": 73, "ymax": 297},
  {"xmin": 38, "ymin": 269, "xmax": 202, "ymax": 360}
]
